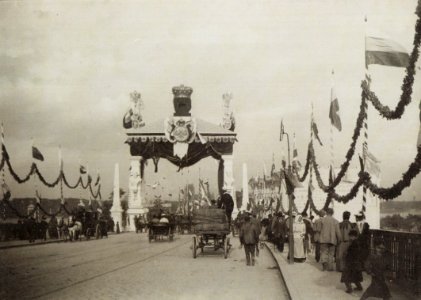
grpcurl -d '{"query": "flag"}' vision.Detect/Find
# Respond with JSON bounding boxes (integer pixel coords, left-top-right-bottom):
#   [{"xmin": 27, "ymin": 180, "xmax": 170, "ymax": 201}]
[
  {"xmin": 312, "ymin": 121, "xmax": 323, "ymax": 146},
  {"xmin": 32, "ymin": 146, "xmax": 44, "ymax": 161},
  {"xmin": 80, "ymin": 165, "xmax": 87, "ymax": 174},
  {"xmin": 95, "ymin": 174, "xmax": 101, "ymax": 186},
  {"xmin": 329, "ymin": 87, "xmax": 342, "ymax": 131},
  {"xmin": 366, "ymin": 36, "xmax": 409, "ymax": 68},
  {"xmin": 363, "ymin": 143, "xmax": 381, "ymax": 177},
  {"xmin": 292, "ymin": 133, "xmax": 302, "ymax": 171},
  {"xmin": 280, "ymin": 119, "xmax": 285, "ymax": 141}
]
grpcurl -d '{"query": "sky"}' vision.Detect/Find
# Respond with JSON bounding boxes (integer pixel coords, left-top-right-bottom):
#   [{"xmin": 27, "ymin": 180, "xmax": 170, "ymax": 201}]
[{"xmin": 0, "ymin": 0, "xmax": 420, "ymax": 203}]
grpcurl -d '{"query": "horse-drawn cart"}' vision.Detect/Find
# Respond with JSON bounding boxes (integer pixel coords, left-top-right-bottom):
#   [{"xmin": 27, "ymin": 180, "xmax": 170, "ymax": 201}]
[
  {"xmin": 192, "ymin": 208, "xmax": 231, "ymax": 259},
  {"xmin": 148, "ymin": 222, "xmax": 174, "ymax": 242}
]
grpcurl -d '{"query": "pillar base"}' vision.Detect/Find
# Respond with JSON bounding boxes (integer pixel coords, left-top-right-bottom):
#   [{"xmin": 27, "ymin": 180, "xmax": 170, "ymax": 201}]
[
  {"xmin": 126, "ymin": 208, "xmax": 146, "ymax": 232},
  {"xmin": 110, "ymin": 209, "xmax": 123, "ymax": 233}
]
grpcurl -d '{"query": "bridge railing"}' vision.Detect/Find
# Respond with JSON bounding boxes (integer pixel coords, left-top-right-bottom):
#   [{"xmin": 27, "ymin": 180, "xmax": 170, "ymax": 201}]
[{"xmin": 370, "ymin": 229, "xmax": 421, "ymax": 296}]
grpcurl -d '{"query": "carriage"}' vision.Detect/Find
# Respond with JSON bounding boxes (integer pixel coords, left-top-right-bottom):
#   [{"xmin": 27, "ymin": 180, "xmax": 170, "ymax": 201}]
[
  {"xmin": 147, "ymin": 207, "xmax": 175, "ymax": 242},
  {"xmin": 191, "ymin": 208, "xmax": 231, "ymax": 259}
]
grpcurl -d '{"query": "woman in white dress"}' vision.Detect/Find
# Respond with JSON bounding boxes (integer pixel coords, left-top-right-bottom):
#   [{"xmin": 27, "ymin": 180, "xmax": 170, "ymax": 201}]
[{"xmin": 293, "ymin": 214, "xmax": 307, "ymax": 262}]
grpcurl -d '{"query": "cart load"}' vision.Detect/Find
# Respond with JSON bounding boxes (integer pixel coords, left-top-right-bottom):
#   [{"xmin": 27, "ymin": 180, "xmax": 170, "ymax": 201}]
[
  {"xmin": 191, "ymin": 208, "xmax": 231, "ymax": 259},
  {"xmin": 193, "ymin": 208, "xmax": 229, "ymax": 232}
]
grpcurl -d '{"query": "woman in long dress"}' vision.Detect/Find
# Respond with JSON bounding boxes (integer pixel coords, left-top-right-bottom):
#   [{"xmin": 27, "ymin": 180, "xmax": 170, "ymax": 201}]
[{"xmin": 293, "ymin": 215, "xmax": 306, "ymax": 262}]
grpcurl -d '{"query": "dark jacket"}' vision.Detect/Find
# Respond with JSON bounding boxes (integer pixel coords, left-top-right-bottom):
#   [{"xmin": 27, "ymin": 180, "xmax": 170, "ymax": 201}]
[{"xmin": 240, "ymin": 220, "xmax": 259, "ymax": 245}]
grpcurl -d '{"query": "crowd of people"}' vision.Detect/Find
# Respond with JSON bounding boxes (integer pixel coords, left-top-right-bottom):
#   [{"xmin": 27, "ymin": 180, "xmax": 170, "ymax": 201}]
[{"xmin": 235, "ymin": 208, "xmax": 391, "ymax": 299}]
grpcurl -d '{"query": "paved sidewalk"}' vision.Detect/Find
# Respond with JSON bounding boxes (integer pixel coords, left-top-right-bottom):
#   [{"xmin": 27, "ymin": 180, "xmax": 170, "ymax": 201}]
[{"xmin": 264, "ymin": 242, "xmax": 417, "ymax": 300}]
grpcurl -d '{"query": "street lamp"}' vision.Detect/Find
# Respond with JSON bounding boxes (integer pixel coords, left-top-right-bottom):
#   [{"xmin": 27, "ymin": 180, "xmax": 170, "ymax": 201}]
[{"xmin": 280, "ymin": 121, "xmax": 294, "ymax": 264}]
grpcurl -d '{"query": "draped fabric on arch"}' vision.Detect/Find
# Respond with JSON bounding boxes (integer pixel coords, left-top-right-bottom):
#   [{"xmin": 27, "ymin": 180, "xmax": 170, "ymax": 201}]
[{"xmin": 128, "ymin": 140, "xmax": 233, "ymax": 195}]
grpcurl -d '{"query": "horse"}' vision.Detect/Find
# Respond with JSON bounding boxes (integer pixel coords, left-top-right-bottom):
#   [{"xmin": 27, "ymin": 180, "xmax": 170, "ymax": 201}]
[{"xmin": 68, "ymin": 219, "xmax": 83, "ymax": 241}]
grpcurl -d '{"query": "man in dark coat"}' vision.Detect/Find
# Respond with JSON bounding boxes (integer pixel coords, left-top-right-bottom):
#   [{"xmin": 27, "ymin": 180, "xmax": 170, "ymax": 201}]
[
  {"xmin": 239, "ymin": 214, "xmax": 259, "ymax": 266},
  {"xmin": 340, "ymin": 229, "xmax": 363, "ymax": 293},
  {"xmin": 271, "ymin": 212, "xmax": 286, "ymax": 252},
  {"xmin": 219, "ymin": 189, "xmax": 234, "ymax": 229}
]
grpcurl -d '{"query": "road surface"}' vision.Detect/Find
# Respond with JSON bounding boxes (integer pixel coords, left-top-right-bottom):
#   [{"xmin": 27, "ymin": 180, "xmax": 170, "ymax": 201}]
[{"xmin": 0, "ymin": 233, "xmax": 289, "ymax": 300}]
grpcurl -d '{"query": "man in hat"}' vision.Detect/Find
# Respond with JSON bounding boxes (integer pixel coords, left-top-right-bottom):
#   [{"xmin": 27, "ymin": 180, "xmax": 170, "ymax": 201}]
[
  {"xmin": 239, "ymin": 214, "xmax": 260, "ymax": 266},
  {"xmin": 355, "ymin": 211, "xmax": 367, "ymax": 235}
]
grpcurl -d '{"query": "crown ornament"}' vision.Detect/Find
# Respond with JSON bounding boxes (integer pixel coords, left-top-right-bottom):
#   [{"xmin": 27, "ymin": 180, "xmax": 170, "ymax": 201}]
[{"xmin": 172, "ymin": 85, "xmax": 193, "ymax": 99}]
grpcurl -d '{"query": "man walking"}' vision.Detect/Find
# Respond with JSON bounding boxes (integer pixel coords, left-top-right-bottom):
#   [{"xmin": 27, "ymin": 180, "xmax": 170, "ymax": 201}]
[
  {"xmin": 313, "ymin": 210, "xmax": 325, "ymax": 262},
  {"xmin": 240, "ymin": 214, "xmax": 259, "ymax": 266},
  {"xmin": 319, "ymin": 208, "xmax": 341, "ymax": 271}
]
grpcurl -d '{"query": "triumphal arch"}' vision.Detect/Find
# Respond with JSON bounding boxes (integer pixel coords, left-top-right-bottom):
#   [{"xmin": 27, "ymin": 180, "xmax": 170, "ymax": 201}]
[{"xmin": 122, "ymin": 85, "xmax": 237, "ymax": 231}]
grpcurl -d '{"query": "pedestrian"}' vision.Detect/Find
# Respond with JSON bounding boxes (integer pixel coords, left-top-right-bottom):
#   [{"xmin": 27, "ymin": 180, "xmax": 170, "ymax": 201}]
[
  {"xmin": 355, "ymin": 211, "xmax": 368, "ymax": 234},
  {"xmin": 340, "ymin": 229, "xmax": 363, "ymax": 293},
  {"xmin": 357, "ymin": 222, "xmax": 371, "ymax": 270},
  {"xmin": 271, "ymin": 212, "xmax": 286, "ymax": 253},
  {"xmin": 26, "ymin": 215, "xmax": 37, "ymax": 243},
  {"xmin": 319, "ymin": 208, "xmax": 342, "ymax": 271},
  {"xmin": 239, "ymin": 214, "xmax": 259, "ymax": 266},
  {"xmin": 312, "ymin": 210, "xmax": 325, "ymax": 262},
  {"xmin": 250, "ymin": 213, "xmax": 261, "ymax": 257},
  {"xmin": 293, "ymin": 214, "xmax": 306, "ymax": 262},
  {"xmin": 301, "ymin": 212, "xmax": 313, "ymax": 255},
  {"xmin": 361, "ymin": 242, "xmax": 391, "ymax": 300},
  {"xmin": 336, "ymin": 211, "xmax": 358, "ymax": 272},
  {"xmin": 116, "ymin": 221, "xmax": 120, "ymax": 234},
  {"xmin": 40, "ymin": 216, "xmax": 48, "ymax": 241},
  {"xmin": 219, "ymin": 188, "xmax": 234, "ymax": 230}
]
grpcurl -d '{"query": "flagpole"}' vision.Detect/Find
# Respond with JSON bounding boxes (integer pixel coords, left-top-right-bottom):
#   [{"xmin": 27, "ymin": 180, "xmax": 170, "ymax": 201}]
[
  {"xmin": 362, "ymin": 15, "xmax": 370, "ymax": 216},
  {"xmin": 330, "ymin": 71, "xmax": 335, "ymax": 209},
  {"xmin": 280, "ymin": 121, "xmax": 293, "ymax": 264},
  {"xmin": 1, "ymin": 123, "xmax": 5, "ymax": 195}
]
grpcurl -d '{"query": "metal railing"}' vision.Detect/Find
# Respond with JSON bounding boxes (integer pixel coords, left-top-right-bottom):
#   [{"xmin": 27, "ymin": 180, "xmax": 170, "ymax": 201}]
[{"xmin": 370, "ymin": 229, "xmax": 421, "ymax": 296}]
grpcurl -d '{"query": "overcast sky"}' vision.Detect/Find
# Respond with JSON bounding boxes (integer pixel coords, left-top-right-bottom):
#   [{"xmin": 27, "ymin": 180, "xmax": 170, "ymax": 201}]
[{"xmin": 0, "ymin": 0, "xmax": 420, "ymax": 203}]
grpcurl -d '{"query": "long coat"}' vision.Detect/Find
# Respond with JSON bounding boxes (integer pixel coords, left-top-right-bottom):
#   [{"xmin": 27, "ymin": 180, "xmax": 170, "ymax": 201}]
[
  {"xmin": 319, "ymin": 215, "xmax": 341, "ymax": 245},
  {"xmin": 340, "ymin": 239, "xmax": 363, "ymax": 283}
]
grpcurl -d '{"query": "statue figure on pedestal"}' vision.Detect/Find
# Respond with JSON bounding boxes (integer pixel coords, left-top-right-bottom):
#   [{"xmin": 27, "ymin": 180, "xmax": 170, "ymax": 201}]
[{"xmin": 123, "ymin": 91, "xmax": 145, "ymax": 129}]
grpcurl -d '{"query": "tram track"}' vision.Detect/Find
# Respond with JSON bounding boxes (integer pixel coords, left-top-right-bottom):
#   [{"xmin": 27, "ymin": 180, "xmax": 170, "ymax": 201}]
[
  {"xmin": 31, "ymin": 238, "xmax": 190, "ymax": 299},
  {"xmin": 15, "ymin": 236, "xmax": 179, "ymax": 282}
]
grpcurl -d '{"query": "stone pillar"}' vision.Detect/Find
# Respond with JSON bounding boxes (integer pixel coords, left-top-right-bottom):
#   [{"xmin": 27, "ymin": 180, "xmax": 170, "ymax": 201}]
[
  {"xmin": 110, "ymin": 163, "xmax": 122, "ymax": 232},
  {"xmin": 126, "ymin": 156, "xmax": 143, "ymax": 232},
  {"xmin": 241, "ymin": 163, "xmax": 249, "ymax": 212},
  {"xmin": 222, "ymin": 154, "xmax": 236, "ymax": 215}
]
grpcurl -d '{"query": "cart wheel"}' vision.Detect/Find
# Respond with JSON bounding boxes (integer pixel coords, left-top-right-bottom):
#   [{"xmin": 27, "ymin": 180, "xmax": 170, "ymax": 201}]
[
  {"xmin": 192, "ymin": 236, "xmax": 197, "ymax": 259},
  {"xmin": 224, "ymin": 237, "xmax": 229, "ymax": 259}
]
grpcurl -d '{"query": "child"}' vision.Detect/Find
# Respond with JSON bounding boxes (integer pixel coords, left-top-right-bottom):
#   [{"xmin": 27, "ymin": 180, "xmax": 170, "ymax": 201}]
[
  {"xmin": 341, "ymin": 229, "xmax": 363, "ymax": 293},
  {"xmin": 360, "ymin": 242, "xmax": 391, "ymax": 300}
]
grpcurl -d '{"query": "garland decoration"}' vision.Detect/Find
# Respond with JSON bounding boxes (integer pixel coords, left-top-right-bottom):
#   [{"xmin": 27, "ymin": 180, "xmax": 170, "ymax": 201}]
[
  {"xmin": 365, "ymin": 146, "xmax": 421, "ymax": 199},
  {"xmin": 362, "ymin": 9, "xmax": 421, "ymax": 120},
  {"xmin": 1, "ymin": 143, "xmax": 102, "ymax": 202},
  {"xmin": 295, "ymin": 144, "xmax": 311, "ymax": 182}
]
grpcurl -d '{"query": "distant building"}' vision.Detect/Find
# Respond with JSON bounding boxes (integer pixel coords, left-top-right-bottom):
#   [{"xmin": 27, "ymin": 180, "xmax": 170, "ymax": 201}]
[{"xmin": 249, "ymin": 167, "xmax": 380, "ymax": 229}]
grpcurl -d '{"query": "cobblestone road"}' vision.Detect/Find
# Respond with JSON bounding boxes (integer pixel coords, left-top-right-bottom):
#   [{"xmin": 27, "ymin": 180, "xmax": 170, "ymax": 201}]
[{"xmin": 0, "ymin": 233, "xmax": 289, "ymax": 300}]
